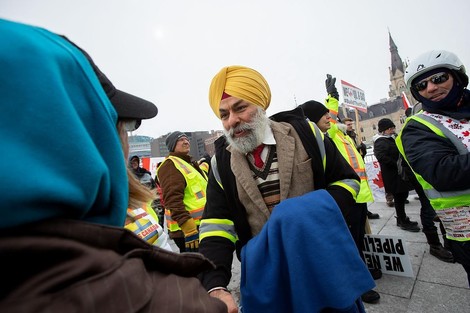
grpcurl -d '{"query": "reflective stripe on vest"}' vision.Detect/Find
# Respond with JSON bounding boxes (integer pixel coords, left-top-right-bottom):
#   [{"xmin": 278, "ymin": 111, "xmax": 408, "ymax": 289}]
[
  {"xmin": 396, "ymin": 114, "xmax": 470, "ymax": 209},
  {"xmin": 330, "ymin": 178, "xmax": 360, "ymax": 200},
  {"xmin": 157, "ymin": 156, "xmax": 208, "ymax": 231},
  {"xmin": 199, "ymin": 218, "xmax": 238, "ymax": 244},
  {"xmin": 308, "ymin": 121, "xmax": 326, "ymax": 170},
  {"xmin": 199, "ymin": 161, "xmax": 209, "ymax": 174},
  {"xmin": 332, "ymin": 132, "xmax": 372, "ymax": 203}
]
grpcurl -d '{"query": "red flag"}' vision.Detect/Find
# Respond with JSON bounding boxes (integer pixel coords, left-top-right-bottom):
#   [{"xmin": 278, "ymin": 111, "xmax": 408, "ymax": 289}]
[{"xmin": 401, "ymin": 92, "xmax": 411, "ymax": 110}]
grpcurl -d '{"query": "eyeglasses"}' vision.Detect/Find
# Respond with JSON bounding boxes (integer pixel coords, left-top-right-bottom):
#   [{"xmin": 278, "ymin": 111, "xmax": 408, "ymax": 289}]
[
  {"xmin": 121, "ymin": 119, "xmax": 142, "ymax": 132},
  {"xmin": 414, "ymin": 72, "xmax": 450, "ymax": 92}
]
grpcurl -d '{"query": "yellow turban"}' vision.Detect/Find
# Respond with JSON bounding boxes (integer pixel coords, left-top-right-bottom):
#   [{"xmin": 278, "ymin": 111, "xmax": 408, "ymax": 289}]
[{"xmin": 208, "ymin": 65, "xmax": 271, "ymax": 118}]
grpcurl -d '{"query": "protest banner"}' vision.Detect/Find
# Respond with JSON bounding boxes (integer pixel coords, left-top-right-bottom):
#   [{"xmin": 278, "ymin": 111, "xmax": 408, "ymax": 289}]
[
  {"xmin": 141, "ymin": 157, "xmax": 165, "ymax": 177},
  {"xmin": 341, "ymin": 80, "xmax": 367, "ymax": 113},
  {"xmin": 364, "ymin": 152, "xmax": 386, "ymax": 202},
  {"xmin": 363, "ymin": 234, "xmax": 414, "ymax": 278}
]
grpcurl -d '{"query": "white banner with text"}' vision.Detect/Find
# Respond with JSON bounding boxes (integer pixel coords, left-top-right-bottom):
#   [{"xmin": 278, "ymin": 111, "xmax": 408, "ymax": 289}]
[{"xmin": 363, "ymin": 234, "xmax": 414, "ymax": 278}]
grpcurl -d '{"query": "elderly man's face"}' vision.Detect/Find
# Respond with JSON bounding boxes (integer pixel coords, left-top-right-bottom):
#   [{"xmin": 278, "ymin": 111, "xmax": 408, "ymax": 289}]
[
  {"xmin": 173, "ymin": 136, "xmax": 190, "ymax": 155},
  {"xmin": 219, "ymin": 96, "xmax": 269, "ymax": 154},
  {"xmin": 219, "ymin": 97, "xmax": 260, "ymax": 132}
]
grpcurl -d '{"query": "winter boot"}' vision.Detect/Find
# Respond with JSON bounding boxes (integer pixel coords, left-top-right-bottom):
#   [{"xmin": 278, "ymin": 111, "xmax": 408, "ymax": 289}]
[
  {"xmin": 396, "ymin": 216, "xmax": 418, "ymax": 226},
  {"xmin": 367, "ymin": 210, "xmax": 380, "ymax": 219},
  {"xmin": 397, "ymin": 217, "xmax": 420, "ymax": 232},
  {"xmin": 424, "ymin": 231, "xmax": 454, "ymax": 263},
  {"xmin": 369, "ymin": 268, "xmax": 382, "ymax": 280},
  {"xmin": 361, "ymin": 290, "xmax": 380, "ymax": 304},
  {"xmin": 430, "ymin": 245, "xmax": 454, "ymax": 263}
]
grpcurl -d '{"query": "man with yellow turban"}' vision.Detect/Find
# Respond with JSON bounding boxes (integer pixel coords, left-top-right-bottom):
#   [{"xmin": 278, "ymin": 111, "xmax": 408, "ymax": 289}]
[{"xmin": 199, "ymin": 66, "xmax": 374, "ymax": 312}]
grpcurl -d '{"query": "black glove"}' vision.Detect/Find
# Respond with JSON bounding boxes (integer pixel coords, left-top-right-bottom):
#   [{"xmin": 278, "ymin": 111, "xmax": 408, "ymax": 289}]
[{"xmin": 325, "ymin": 74, "xmax": 339, "ymax": 100}]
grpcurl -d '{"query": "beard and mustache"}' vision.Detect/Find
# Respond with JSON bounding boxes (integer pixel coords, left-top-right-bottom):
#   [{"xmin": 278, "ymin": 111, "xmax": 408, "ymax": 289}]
[{"xmin": 223, "ymin": 107, "xmax": 270, "ymax": 154}]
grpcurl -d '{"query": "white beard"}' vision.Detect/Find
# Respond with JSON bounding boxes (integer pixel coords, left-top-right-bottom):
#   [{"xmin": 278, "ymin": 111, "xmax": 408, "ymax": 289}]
[{"xmin": 223, "ymin": 107, "xmax": 270, "ymax": 154}]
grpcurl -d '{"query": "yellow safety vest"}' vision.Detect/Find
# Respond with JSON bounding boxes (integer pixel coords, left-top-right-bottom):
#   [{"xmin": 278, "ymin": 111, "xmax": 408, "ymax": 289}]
[
  {"xmin": 157, "ymin": 156, "xmax": 208, "ymax": 232},
  {"xmin": 199, "ymin": 161, "xmax": 210, "ymax": 174},
  {"xmin": 326, "ymin": 95, "xmax": 373, "ymax": 204},
  {"xmin": 125, "ymin": 201, "xmax": 161, "ymax": 245},
  {"xmin": 396, "ymin": 114, "xmax": 470, "ymax": 210}
]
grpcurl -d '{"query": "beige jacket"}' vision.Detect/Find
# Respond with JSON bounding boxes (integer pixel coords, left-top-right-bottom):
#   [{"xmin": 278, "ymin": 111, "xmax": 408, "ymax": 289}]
[{"xmin": 227, "ymin": 121, "xmax": 315, "ymax": 236}]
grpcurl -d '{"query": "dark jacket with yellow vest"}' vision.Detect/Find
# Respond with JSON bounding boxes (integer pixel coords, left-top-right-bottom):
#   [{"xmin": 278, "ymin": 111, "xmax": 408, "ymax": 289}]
[
  {"xmin": 396, "ymin": 108, "xmax": 470, "ymax": 242},
  {"xmin": 198, "ymin": 107, "xmax": 360, "ymax": 291},
  {"xmin": 157, "ymin": 153, "xmax": 208, "ymax": 238}
]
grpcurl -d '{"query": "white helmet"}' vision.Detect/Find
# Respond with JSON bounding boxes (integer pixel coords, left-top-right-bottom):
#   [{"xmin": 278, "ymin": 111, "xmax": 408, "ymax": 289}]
[{"xmin": 405, "ymin": 50, "xmax": 467, "ymax": 92}]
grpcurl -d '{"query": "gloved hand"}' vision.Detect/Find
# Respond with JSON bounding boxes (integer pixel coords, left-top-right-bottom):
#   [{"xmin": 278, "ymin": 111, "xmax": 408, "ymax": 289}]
[
  {"xmin": 325, "ymin": 74, "xmax": 339, "ymax": 100},
  {"xmin": 180, "ymin": 218, "xmax": 199, "ymax": 252}
]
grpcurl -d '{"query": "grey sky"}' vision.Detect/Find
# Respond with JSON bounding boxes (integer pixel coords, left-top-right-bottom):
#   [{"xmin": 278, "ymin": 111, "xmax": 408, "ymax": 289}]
[{"xmin": 2, "ymin": 0, "xmax": 469, "ymax": 138}]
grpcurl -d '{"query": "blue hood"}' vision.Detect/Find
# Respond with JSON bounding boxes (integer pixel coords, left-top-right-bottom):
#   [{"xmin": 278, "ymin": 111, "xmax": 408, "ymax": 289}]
[{"xmin": 0, "ymin": 19, "xmax": 128, "ymax": 229}]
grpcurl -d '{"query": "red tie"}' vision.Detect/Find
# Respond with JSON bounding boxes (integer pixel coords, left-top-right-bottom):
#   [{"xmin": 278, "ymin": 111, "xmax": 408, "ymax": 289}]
[{"xmin": 252, "ymin": 144, "xmax": 265, "ymax": 168}]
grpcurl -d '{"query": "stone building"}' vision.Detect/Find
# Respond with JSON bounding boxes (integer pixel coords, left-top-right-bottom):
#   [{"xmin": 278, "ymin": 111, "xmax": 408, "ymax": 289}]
[{"xmin": 339, "ymin": 32, "xmax": 417, "ymax": 145}]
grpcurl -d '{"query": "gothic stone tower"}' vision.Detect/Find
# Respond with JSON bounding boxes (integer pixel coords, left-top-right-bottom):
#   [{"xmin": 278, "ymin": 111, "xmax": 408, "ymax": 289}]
[{"xmin": 388, "ymin": 32, "xmax": 416, "ymax": 105}]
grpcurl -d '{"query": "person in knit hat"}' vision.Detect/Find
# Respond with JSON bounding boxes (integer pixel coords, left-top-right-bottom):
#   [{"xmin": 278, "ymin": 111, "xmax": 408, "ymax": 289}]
[
  {"xmin": 377, "ymin": 118, "xmax": 395, "ymax": 133},
  {"xmin": 301, "ymin": 100, "xmax": 331, "ymax": 132},
  {"xmin": 165, "ymin": 131, "xmax": 188, "ymax": 152},
  {"xmin": 199, "ymin": 65, "xmax": 373, "ymax": 312},
  {"xmin": 373, "ymin": 118, "xmax": 419, "ymax": 232},
  {"xmin": 157, "ymin": 130, "xmax": 208, "ymax": 253}
]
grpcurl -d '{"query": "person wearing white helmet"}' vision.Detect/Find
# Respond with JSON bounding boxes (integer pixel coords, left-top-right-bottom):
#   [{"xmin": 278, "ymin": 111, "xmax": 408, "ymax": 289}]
[{"xmin": 396, "ymin": 50, "xmax": 470, "ymax": 285}]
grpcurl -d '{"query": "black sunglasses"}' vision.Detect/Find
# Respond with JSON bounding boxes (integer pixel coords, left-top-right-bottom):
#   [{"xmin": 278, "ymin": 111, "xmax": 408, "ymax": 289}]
[{"xmin": 414, "ymin": 72, "xmax": 450, "ymax": 92}]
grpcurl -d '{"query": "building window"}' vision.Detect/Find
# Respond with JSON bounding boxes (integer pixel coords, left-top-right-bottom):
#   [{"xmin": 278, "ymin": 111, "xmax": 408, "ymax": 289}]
[
  {"xmin": 372, "ymin": 124, "xmax": 376, "ymax": 130},
  {"xmin": 360, "ymin": 127, "xmax": 364, "ymax": 133},
  {"xmin": 381, "ymin": 107, "xmax": 387, "ymax": 114},
  {"xmin": 368, "ymin": 111, "xmax": 374, "ymax": 118}
]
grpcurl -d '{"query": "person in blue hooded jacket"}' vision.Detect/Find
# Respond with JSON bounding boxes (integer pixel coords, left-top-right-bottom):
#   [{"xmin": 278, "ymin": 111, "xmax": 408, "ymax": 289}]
[{"xmin": 0, "ymin": 18, "xmax": 226, "ymax": 313}]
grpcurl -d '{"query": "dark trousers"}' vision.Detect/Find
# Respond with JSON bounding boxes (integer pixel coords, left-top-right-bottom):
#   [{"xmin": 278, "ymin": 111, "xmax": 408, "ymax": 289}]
[
  {"xmin": 409, "ymin": 173, "xmax": 437, "ymax": 232},
  {"xmin": 347, "ymin": 202, "xmax": 368, "ymax": 261},
  {"xmin": 393, "ymin": 191, "xmax": 409, "ymax": 221},
  {"xmin": 448, "ymin": 240, "xmax": 470, "ymax": 286}
]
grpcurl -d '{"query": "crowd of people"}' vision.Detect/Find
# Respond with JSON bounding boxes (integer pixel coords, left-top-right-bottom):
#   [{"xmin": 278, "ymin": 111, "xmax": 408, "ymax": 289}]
[{"xmin": 2, "ymin": 17, "xmax": 469, "ymax": 313}]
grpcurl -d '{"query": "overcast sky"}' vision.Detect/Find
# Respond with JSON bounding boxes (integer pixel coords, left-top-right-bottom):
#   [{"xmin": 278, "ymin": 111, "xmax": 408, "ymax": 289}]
[{"xmin": 2, "ymin": 0, "xmax": 470, "ymax": 138}]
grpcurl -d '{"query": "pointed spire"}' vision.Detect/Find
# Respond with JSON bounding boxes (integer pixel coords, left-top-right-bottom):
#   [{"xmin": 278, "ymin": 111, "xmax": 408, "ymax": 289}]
[{"xmin": 389, "ymin": 31, "xmax": 404, "ymax": 75}]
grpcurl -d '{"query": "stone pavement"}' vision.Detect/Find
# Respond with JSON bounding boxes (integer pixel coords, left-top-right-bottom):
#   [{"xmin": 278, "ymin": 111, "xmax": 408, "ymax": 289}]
[{"xmin": 225, "ymin": 197, "xmax": 470, "ymax": 313}]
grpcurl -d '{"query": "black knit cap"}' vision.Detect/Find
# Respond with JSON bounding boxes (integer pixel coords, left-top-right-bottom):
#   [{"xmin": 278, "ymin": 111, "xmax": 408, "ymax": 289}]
[
  {"xmin": 378, "ymin": 118, "xmax": 396, "ymax": 133},
  {"xmin": 165, "ymin": 131, "xmax": 188, "ymax": 152},
  {"xmin": 300, "ymin": 100, "xmax": 329, "ymax": 124}
]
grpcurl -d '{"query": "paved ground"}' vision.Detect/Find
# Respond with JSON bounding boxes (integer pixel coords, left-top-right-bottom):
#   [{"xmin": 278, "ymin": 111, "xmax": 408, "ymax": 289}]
[{"xmin": 224, "ymin": 197, "xmax": 470, "ymax": 313}]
